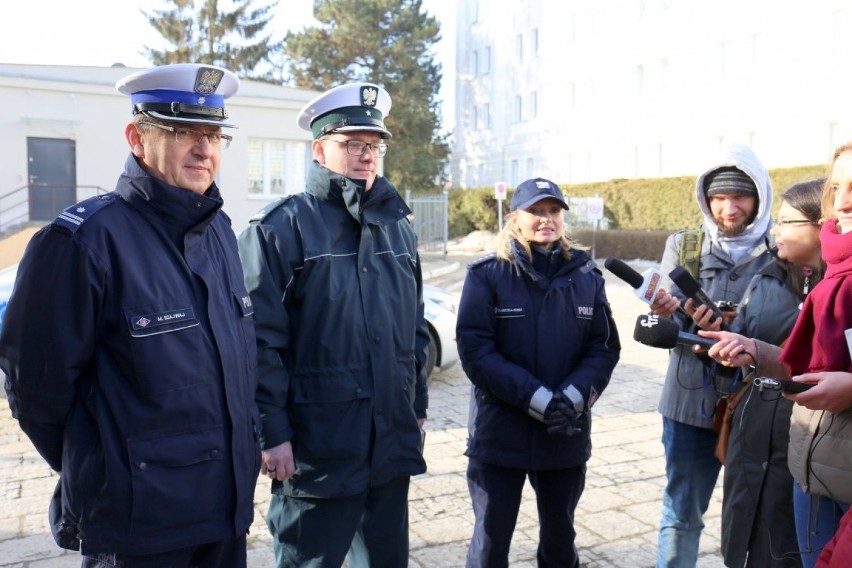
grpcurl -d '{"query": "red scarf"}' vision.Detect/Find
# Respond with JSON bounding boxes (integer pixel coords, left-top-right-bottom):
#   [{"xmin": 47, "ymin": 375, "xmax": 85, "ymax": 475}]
[{"xmin": 781, "ymin": 219, "xmax": 852, "ymax": 375}]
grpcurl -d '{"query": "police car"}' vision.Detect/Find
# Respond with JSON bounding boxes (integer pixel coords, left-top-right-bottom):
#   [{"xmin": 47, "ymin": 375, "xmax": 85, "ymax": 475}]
[
  {"xmin": 423, "ymin": 284, "xmax": 459, "ymax": 380},
  {"xmin": 0, "ymin": 263, "xmax": 17, "ymax": 334}
]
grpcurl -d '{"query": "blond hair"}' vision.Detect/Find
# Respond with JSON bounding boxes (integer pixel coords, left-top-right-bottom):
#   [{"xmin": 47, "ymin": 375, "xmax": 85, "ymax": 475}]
[
  {"xmin": 821, "ymin": 141, "xmax": 852, "ymax": 221},
  {"xmin": 494, "ymin": 210, "xmax": 587, "ymax": 262}
]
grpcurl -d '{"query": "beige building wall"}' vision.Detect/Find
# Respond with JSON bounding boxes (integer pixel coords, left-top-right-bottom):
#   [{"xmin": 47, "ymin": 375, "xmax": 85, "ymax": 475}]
[{"xmin": 0, "ymin": 64, "xmax": 318, "ymax": 240}]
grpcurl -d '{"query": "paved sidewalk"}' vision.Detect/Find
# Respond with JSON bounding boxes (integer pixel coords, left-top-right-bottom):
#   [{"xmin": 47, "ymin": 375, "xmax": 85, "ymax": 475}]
[{"xmin": 0, "ymin": 257, "xmax": 725, "ymax": 567}]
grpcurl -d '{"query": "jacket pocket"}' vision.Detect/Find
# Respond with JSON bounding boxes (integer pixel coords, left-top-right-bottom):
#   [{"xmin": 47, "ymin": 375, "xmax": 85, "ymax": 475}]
[
  {"xmin": 127, "ymin": 427, "xmax": 225, "ymax": 532},
  {"xmin": 124, "ymin": 301, "xmax": 202, "ymax": 393},
  {"xmin": 290, "ymin": 372, "xmax": 372, "ymax": 467}
]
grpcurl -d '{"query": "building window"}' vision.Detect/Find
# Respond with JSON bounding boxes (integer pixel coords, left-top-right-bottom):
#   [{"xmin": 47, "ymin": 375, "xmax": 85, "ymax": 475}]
[
  {"xmin": 483, "ymin": 46, "xmax": 491, "ymax": 74},
  {"xmin": 472, "ymin": 106, "xmax": 479, "ymax": 130},
  {"xmin": 484, "ymin": 103, "xmax": 491, "ymax": 129},
  {"xmin": 525, "ymin": 157, "xmax": 534, "ymax": 179},
  {"xmin": 530, "ymin": 91, "xmax": 538, "ymax": 118},
  {"xmin": 514, "ymin": 95, "xmax": 523, "ymax": 122},
  {"xmin": 511, "ymin": 159, "xmax": 520, "ymax": 186},
  {"xmin": 531, "ymin": 28, "xmax": 539, "ymax": 56},
  {"xmin": 516, "ymin": 33, "xmax": 524, "ymax": 61},
  {"xmin": 248, "ymin": 139, "xmax": 307, "ymax": 197},
  {"xmin": 472, "ymin": 50, "xmax": 479, "ymax": 75}
]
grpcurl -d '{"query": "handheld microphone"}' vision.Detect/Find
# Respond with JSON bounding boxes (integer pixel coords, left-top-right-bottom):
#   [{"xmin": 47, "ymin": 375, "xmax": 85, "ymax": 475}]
[
  {"xmin": 605, "ymin": 258, "xmax": 688, "ymax": 317},
  {"xmin": 668, "ymin": 265, "xmax": 726, "ymax": 324},
  {"xmin": 604, "ymin": 258, "xmax": 665, "ymax": 304},
  {"xmin": 633, "ymin": 314, "xmax": 717, "ymax": 350}
]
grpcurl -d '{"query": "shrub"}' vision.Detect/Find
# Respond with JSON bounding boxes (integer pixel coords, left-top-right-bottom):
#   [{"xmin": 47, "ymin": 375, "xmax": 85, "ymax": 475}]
[{"xmin": 430, "ymin": 164, "xmax": 828, "ymax": 237}]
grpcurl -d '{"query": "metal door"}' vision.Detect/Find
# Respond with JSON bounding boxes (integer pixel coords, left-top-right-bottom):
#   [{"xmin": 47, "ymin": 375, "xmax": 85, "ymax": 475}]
[{"xmin": 27, "ymin": 137, "xmax": 77, "ymax": 221}]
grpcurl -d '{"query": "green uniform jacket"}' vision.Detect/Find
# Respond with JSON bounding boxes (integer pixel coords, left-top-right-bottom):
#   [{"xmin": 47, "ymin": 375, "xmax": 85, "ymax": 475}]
[{"xmin": 238, "ymin": 161, "xmax": 429, "ymax": 498}]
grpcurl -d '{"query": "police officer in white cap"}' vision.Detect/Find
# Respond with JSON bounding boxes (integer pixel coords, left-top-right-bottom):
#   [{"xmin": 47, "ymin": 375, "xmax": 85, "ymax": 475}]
[
  {"xmin": 239, "ymin": 83, "xmax": 430, "ymax": 568},
  {"xmin": 0, "ymin": 63, "xmax": 260, "ymax": 567}
]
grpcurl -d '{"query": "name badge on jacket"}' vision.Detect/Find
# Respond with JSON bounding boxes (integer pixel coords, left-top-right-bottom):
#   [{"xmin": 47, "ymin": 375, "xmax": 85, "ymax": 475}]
[
  {"xmin": 495, "ymin": 306, "xmax": 525, "ymax": 318},
  {"xmin": 576, "ymin": 305, "xmax": 594, "ymax": 320}
]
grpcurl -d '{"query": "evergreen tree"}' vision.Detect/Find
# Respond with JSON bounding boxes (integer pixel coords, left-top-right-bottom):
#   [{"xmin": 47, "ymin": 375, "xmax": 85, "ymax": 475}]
[
  {"xmin": 142, "ymin": 0, "xmax": 282, "ymax": 82},
  {"xmin": 284, "ymin": 0, "xmax": 450, "ymax": 190}
]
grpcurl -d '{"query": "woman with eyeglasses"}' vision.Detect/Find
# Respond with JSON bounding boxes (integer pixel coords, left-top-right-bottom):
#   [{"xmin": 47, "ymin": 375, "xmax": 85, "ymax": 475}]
[
  {"xmin": 701, "ymin": 143, "xmax": 852, "ymax": 567},
  {"xmin": 691, "ymin": 179, "xmax": 824, "ymax": 568}
]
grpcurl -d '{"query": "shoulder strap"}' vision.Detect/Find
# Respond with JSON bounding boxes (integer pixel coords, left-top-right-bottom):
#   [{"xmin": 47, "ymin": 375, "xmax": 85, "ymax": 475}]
[
  {"xmin": 679, "ymin": 227, "xmax": 704, "ymax": 279},
  {"xmin": 52, "ymin": 193, "xmax": 117, "ymax": 234}
]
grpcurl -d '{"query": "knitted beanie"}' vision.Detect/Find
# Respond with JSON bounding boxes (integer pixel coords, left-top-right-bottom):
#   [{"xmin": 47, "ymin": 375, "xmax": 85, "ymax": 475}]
[{"xmin": 704, "ymin": 167, "xmax": 757, "ymax": 198}]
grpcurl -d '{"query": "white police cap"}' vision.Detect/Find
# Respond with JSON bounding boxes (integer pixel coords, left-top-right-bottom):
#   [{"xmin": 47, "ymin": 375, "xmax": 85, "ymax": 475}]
[
  {"xmin": 115, "ymin": 63, "xmax": 240, "ymax": 128},
  {"xmin": 297, "ymin": 82, "xmax": 392, "ymax": 139}
]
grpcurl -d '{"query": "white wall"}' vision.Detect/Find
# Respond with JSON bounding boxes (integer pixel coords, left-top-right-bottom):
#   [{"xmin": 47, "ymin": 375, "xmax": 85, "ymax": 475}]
[
  {"xmin": 0, "ymin": 64, "xmax": 317, "ymax": 235},
  {"xmin": 452, "ymin": 0, "xmax": 852, "ymax": 189}
]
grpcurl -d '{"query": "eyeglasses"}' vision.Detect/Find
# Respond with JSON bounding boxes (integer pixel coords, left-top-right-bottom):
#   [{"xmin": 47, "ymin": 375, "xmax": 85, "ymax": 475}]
[
  {"xmin": 325, "ymin": 138, "xmax": 388, "ymax": 157},
  {"xmin": 773, "ymin": 219, "xmax": 815, "ymax": 226},
  {"xmin": 140, "ymin": 121, "xmax": 232, "ymax": 149}
]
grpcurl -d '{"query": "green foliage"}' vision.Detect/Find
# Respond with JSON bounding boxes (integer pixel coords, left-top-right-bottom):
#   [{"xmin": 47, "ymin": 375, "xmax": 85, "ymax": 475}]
[
  {"xmin": 449, "ymin": 165, "xmax": 826, "ymax": 238},
  {"xmin": 141, "ymin": 0, "xmax": 283, "ymax": 82},
  {"xmin": 282, "ymin": 0, "xmax": 450, "ymax": 191},
  {"xmin": 446, "ymin": 188, "xmax": 500, "ymax": 237},
  {"xmin": 445, "ymin": 164, "xmax": 829, "ymax": 236}
]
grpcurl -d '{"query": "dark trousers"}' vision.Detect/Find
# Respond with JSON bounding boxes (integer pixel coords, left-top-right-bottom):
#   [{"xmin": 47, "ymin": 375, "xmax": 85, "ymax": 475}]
[
  {"xmin": 267, "ymin": 475, "xmax": 411, "ymax": 568},
  {"xmin": 466, "ymin": 458, "xmax": 586, "ymax": 568},
  {"xmin": 80, "ymin": 535, "xmax": 246, "ymax": 568}
]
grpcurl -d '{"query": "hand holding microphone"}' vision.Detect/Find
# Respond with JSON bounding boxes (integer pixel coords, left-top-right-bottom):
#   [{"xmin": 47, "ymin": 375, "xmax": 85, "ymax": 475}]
[
  {"xmin": 690, "ymin": 329, "xmax": 757, "ymax": 367},
  {"xmin": 633, "ymin": 314, "xmax": 717, "ymax": 350},
  {"xmin": 668, "ymin": 265, "xmax": 727, "ymax": 327},
  {"xmin": 604, "ymin": 258, "xmax": 685, "ymax": 318}
]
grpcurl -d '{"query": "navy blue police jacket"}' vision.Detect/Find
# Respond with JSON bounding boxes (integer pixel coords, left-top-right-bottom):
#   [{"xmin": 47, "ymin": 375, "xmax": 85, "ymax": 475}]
[
  {"xmin": 238, "ymin": 160, "xmax": 430, "ymax": 498},
  {"xmin": 0, "ymin": 155, "xmax": 261, "ymax": 555},
  {"xmin": 457, "ymin": 243, "xmax": 620, "ymax": 470}
]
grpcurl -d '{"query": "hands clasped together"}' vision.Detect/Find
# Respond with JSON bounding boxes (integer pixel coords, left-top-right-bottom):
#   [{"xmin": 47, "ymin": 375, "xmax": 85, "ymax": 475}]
[{"xmin": 542, "ymin": 391, "xmax": 583, "ymax": 436}]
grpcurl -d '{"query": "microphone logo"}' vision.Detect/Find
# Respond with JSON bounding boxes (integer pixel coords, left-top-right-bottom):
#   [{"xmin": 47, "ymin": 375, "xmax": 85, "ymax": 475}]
[
  {"xmin": 640, "ymin": 314, "xmax": 660, "ymax": 328},
  {"xmin": 643, "ymin": 273, "xmax": 661, "ymax": 301}
]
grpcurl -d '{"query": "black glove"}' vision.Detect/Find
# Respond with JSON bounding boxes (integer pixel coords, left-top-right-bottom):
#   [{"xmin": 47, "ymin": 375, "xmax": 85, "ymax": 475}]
[{"xmin": 544, "ymin": 392, "xmax": 582, "ymax": 436}]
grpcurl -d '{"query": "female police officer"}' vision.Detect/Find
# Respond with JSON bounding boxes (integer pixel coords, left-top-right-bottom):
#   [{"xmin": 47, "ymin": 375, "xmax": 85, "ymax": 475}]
[{"xmin": 456, "ymin": 177, "xmax": 620, "ymax": 568}]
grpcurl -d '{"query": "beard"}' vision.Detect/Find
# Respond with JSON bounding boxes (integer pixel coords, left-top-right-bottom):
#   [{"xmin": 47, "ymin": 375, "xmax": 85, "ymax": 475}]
[{"xmin": 714, "ymin": 216, "xmax": 749, "ymax": 237}]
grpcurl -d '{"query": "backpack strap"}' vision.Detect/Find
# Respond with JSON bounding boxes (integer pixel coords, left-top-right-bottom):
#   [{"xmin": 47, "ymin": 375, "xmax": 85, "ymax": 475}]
[{"xmin": 679, "ymin": 227, "xmax": 704, "ymax": 279}]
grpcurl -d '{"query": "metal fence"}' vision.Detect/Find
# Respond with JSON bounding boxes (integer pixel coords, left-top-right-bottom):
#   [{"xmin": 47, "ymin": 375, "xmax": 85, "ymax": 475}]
[{"xmin": 405, "ymin": 190, "xmax": 449, "ymax": 258}]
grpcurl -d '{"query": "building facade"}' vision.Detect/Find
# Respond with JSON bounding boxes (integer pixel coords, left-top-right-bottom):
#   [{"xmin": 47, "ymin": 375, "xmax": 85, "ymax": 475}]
[
  {"xmin": 0, "ymin": 64, "xmax": 318, "ymax": 234},
  {"xmin": 451, "ymin": 0, "xmax": 852, "ymax": 189}
]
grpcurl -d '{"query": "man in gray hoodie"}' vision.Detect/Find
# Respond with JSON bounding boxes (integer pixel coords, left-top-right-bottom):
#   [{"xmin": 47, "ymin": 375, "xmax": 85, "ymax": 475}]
[{"xmin": 650, "ymin": 144, "xmax": 774, "ymax": 567}]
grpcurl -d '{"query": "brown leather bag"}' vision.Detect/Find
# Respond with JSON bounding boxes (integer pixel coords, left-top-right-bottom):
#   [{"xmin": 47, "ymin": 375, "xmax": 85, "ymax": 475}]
[{"xmin": 714, "ymin": 382, "xmax": 750, "ymax": 465}]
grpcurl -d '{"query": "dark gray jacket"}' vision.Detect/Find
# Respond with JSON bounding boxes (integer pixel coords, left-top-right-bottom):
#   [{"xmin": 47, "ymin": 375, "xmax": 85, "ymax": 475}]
[
  {"xmin": 721, "ymin": 259, "xmax": 801, "ymax": 568},
  {"xmin": 239, "ymin": 161, "xmax": 430, "ymax": 498}
]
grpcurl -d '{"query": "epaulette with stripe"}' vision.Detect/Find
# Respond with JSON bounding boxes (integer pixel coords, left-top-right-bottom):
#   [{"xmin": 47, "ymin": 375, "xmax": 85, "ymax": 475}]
[
  {"xmin": 467, "ymin": 251, "xmax": 497, "ymax": 269},
  {"xmin": 52, "ymin": 193, "xmax": 118, "ymax": 234},
  {"xmin": 580, "ymin": 258, "xmax": 599, "ymax": 274},
  {"xmin": 249, "ymin": 196, "xmax": 289, "ymax": 223}
]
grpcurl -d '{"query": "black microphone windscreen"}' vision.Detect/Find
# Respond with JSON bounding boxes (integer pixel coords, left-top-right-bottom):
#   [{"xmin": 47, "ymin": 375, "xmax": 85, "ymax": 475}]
[
  {"xmin": 633, "ymin": 314, "xmax": 679, "ymax": 349},
  {"xmin": 669, "ymin": 266, "xmax": 701, "ymax": 296},
  {"xmin": 604, "ymin": 258, "xmax": 643, "ymax": 289}
]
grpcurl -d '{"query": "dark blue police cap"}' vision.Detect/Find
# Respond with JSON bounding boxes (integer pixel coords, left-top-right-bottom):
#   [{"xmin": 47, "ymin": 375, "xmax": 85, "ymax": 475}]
[{"xmin": 510, "ymin": 178, "xmax": 569, "ymax": 212}]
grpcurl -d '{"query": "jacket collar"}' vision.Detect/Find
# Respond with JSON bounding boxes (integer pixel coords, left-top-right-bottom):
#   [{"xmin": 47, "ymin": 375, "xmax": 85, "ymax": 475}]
[
  {"xmin": 305, "ymin": 160, "xmax": 411, "ymax": 225},
  {"xmin": 116, "ymin": 154, "xmax": 223, "ymax": 236}
]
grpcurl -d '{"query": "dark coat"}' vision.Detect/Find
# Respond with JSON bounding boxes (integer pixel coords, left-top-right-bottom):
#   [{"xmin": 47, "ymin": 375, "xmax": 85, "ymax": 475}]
[
  {"xmin": 456, "ymin": 243, "xmax": 620, "ymax": 470},
  {"xmin": 0, "ymin": 155, "xmax": 261, "ymax": 555},
  {"xmin": 721, "ymin": 259, "xmax": 802, "ymax": 567},
  {"xmin": 238, "ymin": 161, "xmax": 429, "ymax": 498}
]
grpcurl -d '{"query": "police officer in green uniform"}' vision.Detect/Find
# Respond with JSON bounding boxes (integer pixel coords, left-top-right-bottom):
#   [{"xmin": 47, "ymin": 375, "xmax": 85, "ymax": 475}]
[{"xmin": 239, "ymin": 82, "xmax": 430, "ymax": 568}]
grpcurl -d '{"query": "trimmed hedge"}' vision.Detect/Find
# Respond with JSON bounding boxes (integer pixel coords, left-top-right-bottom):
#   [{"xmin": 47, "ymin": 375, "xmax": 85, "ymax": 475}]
[
  {"xmin": 571, "ymin": 229, "xmax": 670, "ymax": 262},
  {"xmin": 433, "ymin": 164, "xmax": 828, "ymax": 238}
]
